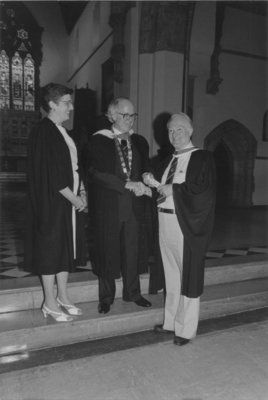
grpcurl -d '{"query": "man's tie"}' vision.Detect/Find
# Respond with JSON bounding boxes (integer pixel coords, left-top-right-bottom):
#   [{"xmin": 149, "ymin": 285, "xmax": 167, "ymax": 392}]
[
  {"xmin": 156, "ymin": 147, "xmax": 196, "ymax": 205},
  {"xmin": 157, "ymin": 157, "xmax": 178, "ymax": 205},
  {"xmin": 165, "ymin": 157, "xmax": 178, "ymax": 184},
  {"xmin": 120, "ymin": 139, "xmax": 129, "ymax": 168}
]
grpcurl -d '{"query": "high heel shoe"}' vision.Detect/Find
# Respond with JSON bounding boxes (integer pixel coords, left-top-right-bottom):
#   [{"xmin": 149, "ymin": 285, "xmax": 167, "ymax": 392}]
[
  {"xmin": 56, "ymin": 298, "xmax": 83, "ymax": 316},
  {"xmin": 41, "ymin": 304, "xmax": 73, "ymax": 322}
]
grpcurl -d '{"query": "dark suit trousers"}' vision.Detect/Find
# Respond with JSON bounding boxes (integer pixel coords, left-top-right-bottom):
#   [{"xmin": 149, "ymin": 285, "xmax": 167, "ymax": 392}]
[{"xmin": 98, "ymin": 213, "xmax": 141, "ymax": 304}]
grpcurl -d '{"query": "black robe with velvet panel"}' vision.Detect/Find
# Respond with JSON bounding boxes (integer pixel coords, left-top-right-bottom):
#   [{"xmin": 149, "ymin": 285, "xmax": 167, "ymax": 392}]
[
  {"xmin": 25, "ymin": 117, "xmax": 86, "ymax": 275},
  {"xmin": 156, "ymin": 149, "xmax": 216, "ymax": 298},
  {"xmin": 87, "ymin": 132, "xmax": 151, "ymax": 280}
]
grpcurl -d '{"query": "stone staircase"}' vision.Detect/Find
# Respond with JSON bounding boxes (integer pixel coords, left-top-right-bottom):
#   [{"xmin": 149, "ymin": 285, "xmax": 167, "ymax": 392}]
[
  {"xmin": 0, "ymin": 256, "xmax": 267, "ymax": 352},
  {"xmin": 0, "ymin": 172, "xmax": 26, "ymax": 183}
]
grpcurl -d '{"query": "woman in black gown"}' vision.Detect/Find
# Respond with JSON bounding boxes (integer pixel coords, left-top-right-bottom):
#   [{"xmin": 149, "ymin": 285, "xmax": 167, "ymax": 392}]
[{"xmin": 26, "ymin": 83, "xmax": 87, "ymax": 322}]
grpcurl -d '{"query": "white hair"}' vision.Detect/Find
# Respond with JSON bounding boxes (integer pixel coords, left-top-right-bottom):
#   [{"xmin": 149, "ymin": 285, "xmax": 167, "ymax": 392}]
[
  {"xmin": 106, "ymin": 97, "xmax": 130, "ymax": 123},
  {"xmin": 167, "ymin": 112, "xmax": 193, "ymax": 136}
]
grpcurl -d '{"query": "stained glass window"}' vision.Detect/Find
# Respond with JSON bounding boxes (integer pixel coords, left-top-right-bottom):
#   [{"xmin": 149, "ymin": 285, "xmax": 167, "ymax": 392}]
[
  {"xmin": 11, "ymin": 52, "xmax": 23, "ymax": 110},
  {"xmin": 0, "ymin": 2, "xmax": 41, "ymax": 112},
  {"xmin": 24, "ymin": 54, "xmax": 35, "ymax": 111},
  {"xmin": 0, "ymin": 51, "xmax": 36, "ymax": 111},
  {"xmin": 0, "ymin": 50, "xmax": 10, "ymax": 110}
]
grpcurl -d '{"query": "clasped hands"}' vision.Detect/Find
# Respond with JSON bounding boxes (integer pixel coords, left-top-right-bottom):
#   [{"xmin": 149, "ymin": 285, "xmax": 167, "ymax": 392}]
[
  {"xmin": 125, "ymin": 181, "xmax": 152, "ymax": 197},
  {"xmin": 156, "ymin": 184, "xmax": 173, "ymax": 198},
  {"xmin": 74, "ymin": 192, "xmax": 87, "ymax": 212}
]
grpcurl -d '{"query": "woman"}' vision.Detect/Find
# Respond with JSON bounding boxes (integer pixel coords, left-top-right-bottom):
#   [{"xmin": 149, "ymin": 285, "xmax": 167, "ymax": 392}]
[{"xmin": 26, "ymin": 83, "xmax": 87, "ymax": 322}]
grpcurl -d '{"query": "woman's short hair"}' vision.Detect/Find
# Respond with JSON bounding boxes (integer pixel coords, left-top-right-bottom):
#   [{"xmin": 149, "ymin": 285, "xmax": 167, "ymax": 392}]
[{"xmin": 40, "ymin": 83, "xmax": 73, "ymax": 113}]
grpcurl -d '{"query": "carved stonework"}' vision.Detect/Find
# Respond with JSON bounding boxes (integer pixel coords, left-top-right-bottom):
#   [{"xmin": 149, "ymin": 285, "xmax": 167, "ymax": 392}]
[
  {"xmin": 139, "ymin": 2, "xmax": 189, "ymax": 54},
  {"xmin": 204, "ymin": 119, "xmax": 257, "ymax": 207},
  {"xmin": 109, "ymin": 1, "xmax": 135, "ymax": 83},
  {"xmin": 206, "ymin": 48, "xmax": 223, "ymax": 95},
  {"xmin": 206, "ymin": 3, "xmax": 225, "ymax": 95}
]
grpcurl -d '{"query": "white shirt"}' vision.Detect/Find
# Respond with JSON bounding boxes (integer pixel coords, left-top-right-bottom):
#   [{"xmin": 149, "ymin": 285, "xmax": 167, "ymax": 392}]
[
  {"xmin": 159, "ymin": 142, "xmax": 198, "ymax": 210},
  {"xmin": 57, "ymin": 125, "xmax": 78, "ymax": 179}
]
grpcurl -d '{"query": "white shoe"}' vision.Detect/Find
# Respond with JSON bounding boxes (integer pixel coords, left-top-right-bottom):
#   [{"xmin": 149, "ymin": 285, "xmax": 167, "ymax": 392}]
[
  {"xmin": 41, "ymin": 304, "xmax": 73, "ymax": 322},
  {"xmin": 56, "ymin": 298, "xmax": 83, "ymax": 316}
]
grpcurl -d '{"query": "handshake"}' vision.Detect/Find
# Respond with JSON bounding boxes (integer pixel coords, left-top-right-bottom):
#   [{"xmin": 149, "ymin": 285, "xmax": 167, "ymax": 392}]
[
  {"xmin": 142, "ymin": 172, "xmax": 160, "ymax": 188},
  {"xmin": 125, "ymin": 181, "xmax": 152, "ymax": 197},
  {"xmin": 125, "ymin": 173, "xmax": 161, "ymax": 197}
]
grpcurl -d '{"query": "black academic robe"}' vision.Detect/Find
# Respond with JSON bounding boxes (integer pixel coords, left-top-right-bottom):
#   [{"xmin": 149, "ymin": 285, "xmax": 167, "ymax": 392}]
[
  {"xmin": 156, "ymin": 149, "xmax": 216, "ymax": 298},
  {"xmin": 87, "ymin": 132, "xmax": 151, "ymax": 279},
  {"xmin": 25, "ymin": 117, "xmax": 86, "ymax": 275}
]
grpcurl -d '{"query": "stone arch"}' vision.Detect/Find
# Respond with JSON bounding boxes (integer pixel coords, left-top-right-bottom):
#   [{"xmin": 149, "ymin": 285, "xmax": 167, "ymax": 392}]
[{"xmin": 204, "ymin": 119, "xmax": 257, "ymax": 207}]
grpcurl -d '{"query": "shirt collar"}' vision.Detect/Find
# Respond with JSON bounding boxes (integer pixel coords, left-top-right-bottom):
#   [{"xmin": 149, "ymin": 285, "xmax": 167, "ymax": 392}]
[
  {"xmin": 173, "ymin": 141, "xmax": 195, "ymax": 156},
  {"xmin": 93, "ymin": 128, "xmax": 134, "ymax": 139},
  {"xmin": 183, "ymin": 141, "xmax": 193, "ymax": 149},
  {"xmin": 112, "ymin": 126, "xmax": 134, "ymax": 138}
]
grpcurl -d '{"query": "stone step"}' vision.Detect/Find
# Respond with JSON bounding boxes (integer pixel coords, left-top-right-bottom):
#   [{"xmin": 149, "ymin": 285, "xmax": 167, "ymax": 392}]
[
  {"xmin": 0, "ymin": 259, "xmax": 267, "ymax": 313},
  {"xmin": 0, "ymin": 172, "xmax": 26, "ymax": 182},
  {"xmin": 0, "ymin": 278, "xmax": 267, "ymax": 352}
]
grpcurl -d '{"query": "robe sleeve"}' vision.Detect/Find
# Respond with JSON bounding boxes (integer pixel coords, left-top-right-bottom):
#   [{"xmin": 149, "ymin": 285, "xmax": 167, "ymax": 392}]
[
  {"xmin": 173, "ymin": 150, "xmax": 216, "ymax": 238},
  {"xmin": 90, "ymin": 169, "xmax": 126, "ymax": 193},
  {"xmin": 132, "ymin": 134, "xmax": 152, "ymax": 173},
  {"xmin": 28, "ymin": 120, "xmax": 72, "ymax": 228},
  {"xmin": 88, "ymin": 135, "xmax": 126, "ymax": 194},
  {"xmin": 173, "ymin": 150, "xmax": 216, "ymax": 297}
]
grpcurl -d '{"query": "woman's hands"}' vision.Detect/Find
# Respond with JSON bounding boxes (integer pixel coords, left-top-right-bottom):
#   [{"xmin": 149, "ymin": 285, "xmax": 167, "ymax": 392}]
[
  {"xmin": 79, "ymin": 191, "xmax": 88, "ymax": 210},
  {"xmin": 73, "ymin": 195, "xmax": 86, "ymax": 211},
  {"xmin": 59, "ymin": 186, "xmax": 87, "ymax": 212}
]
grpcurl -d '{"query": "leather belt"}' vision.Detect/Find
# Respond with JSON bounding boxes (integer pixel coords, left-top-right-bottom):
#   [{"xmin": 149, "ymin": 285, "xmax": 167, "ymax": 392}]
[{"xmin": 158, "ymin": 208, "xmax": 176, "ymax": 214}]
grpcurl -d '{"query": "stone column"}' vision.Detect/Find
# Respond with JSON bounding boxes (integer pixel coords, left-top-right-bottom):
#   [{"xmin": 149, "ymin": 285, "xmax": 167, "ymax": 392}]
[
  {"xmin": 138, "ymin": 2, "xmax": 193, "ymax": 156},
  {"xmin": 109, "ymin": 1, "xmax": 134, "ymax": 84}
]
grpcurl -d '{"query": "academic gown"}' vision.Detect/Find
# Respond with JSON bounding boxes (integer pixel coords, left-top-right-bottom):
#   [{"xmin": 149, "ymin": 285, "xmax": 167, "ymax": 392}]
[
  {"xmin": 25, "ymin": 117, "xmax": 86, "ymax": 275},
  {"xmin": 156, "ymin": 149, "xmax": 216, "ymax": 298},
  {"xmin": 87, "ymin": 131, "xmax": 151, "ymax": 280}
]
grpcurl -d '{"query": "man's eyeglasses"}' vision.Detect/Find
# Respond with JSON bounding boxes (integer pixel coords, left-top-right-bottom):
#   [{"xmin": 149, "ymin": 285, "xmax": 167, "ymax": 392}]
[{"xmin": 118, "ymin": 113, "xmax": 138, "ymax": 120}]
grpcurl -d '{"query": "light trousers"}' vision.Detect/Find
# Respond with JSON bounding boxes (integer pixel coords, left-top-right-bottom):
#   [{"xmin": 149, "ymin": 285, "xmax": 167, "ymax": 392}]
[{"xmin": 159, "ymin": 211, "xmax": 200, "ymax": 339}]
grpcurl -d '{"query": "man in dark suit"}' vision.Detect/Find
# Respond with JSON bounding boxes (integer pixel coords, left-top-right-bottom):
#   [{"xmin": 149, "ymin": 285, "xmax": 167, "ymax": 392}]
[
  {"xmin": 144, "ymin": 113, "xmax": 216, "ymax": 345},
  {"xmin": 88, "ymin": 98, "xmax": 152, "ymax": 313}
]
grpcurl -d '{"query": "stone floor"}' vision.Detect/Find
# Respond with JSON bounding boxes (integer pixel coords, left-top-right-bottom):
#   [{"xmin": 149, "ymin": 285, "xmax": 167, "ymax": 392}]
[
  {"xmin": 0, "ymin": 308, "xmax": 268, "ymax": 400},
  {"xmin": 0, "ymin": 180, "xmax": 268, "ymax": 400}
]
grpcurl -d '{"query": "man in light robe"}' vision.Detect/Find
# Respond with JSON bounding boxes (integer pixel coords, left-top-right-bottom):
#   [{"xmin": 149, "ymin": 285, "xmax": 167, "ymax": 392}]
[{"xmin": 144, "ymin": 112, "xmax": 216, "ymax": 345}]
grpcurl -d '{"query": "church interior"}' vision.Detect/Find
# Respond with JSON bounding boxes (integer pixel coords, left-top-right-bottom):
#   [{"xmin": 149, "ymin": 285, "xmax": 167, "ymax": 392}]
[{"xmin": 0, "ymin": 1, "xmax": 267, "ymax": 399}]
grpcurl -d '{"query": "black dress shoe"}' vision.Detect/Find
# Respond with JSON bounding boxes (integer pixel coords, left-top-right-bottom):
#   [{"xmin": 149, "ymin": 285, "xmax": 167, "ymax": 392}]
[
  {"xmin": 134, "ymin": 296, "xmax": 152, "ymax": 307},
  {"xmin": 154, "ymin": 324, "xmax": 173, "ymax": 334},
  {"xmin": 98, "ymin": 303, "xmax": 110, "ymax": 314},
  {"xmin": 174, "ymin": 336, "xmax": 190, "ymax": 346}
]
